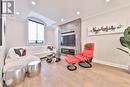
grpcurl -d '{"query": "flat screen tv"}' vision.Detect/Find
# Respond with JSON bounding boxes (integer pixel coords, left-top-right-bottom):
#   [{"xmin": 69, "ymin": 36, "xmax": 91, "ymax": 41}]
[{"xmin": 61, "ymin": 34, "xmax": 76, "ymax": 46}]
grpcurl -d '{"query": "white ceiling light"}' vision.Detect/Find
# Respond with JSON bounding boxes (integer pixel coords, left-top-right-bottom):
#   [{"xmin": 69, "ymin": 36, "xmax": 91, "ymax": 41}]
[
  {"xmin": 32, "ymin": 1, "xmax": 36, "ymax": 5},
  {"xmin": 106, "ymin": 0, "xmax": 110, "ymax": 2},
  {"xmin": 76, "ymin": 11, "xmax": 80, "ymax": 15},
  {"xmin": 16, "ymin": 12, "xmax": 20, "ymax": 15},
  {"xmin": 61, "ymin": 18, "xmax": 64, "ymax": 22}
]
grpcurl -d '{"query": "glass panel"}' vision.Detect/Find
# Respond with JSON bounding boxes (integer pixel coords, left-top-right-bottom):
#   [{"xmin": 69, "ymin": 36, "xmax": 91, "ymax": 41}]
[
  {"xmin": 28, "ymin": 20, "xmax": 44, "ymax": 44},
  {"xmin": 37, "ymin": 23, "xmax": 44, "ymax": 43},
  {"xmin": 28, "ymin": 21, "xmax": 37, "ymax": 43}
]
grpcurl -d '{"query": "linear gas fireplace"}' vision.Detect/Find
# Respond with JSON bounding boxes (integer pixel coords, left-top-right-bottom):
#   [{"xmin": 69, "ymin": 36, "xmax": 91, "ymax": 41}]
[{"xmin": 61, "ymin": 48, "xmax": 75, "ymax": 55}]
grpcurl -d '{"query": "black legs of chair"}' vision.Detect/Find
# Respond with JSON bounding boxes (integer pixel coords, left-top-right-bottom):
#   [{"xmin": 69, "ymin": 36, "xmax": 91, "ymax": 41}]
[
  {"xmin": 78, "ymin": 58, "xmax": 93, "ymax": 68},
  {"xmin": 67, "ymin": 64, "xmax": 77, "ymax": 71}
]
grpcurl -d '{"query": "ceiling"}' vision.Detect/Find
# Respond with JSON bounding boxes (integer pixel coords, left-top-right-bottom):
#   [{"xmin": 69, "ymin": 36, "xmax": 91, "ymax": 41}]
[{"xmin": 14, "ymin": 0, "xmax": 130, "ymax": 25}]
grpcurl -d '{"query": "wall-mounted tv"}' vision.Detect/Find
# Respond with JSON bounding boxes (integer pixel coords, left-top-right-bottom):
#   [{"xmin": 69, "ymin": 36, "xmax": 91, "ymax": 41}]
[{"xmin": 61, "ymin": 34, "xmax": 76, "ymax": 46}]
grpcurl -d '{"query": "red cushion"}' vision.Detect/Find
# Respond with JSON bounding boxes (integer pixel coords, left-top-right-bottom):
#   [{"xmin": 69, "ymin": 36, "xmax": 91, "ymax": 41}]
[
  {"xmin": 65, "ymin": 56, "xmax": 80, "ymax": 64},
  {"xmin": 82, "ymin": 43, "xmax": 94, "ymax": 57},
  {"xmin": 75, "ymin": 55, "xmax": 86, "ymax": 61},
  {"xmin": 22, "ymin": 50, "xmax": 26, "ymax": 56}
]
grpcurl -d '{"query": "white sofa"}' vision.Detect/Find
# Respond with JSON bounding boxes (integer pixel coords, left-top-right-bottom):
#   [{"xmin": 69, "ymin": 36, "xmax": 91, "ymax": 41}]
[
  {"xmin": 27, "ymin": 45, "xmax": 56, "ymax": 58},
  {"xmin": 3, "ymin": 46, "xmax": 56, "ymax": 73},
  {"xmin": 3, "ymin": 47, "xmax": 40, "ymax": 73}
]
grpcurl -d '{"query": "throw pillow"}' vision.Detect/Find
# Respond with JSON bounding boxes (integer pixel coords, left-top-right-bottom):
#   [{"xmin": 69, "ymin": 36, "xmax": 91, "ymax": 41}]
[
  {"xmin": 22, "ymin": 49, "xmax": 26, "ymax": 56},
  {"xmin": 14, "ymin": 48, "xmax": 26, "ymax": 57},
  {"xmin": 14, "ymin": 48, "xmax": 23, "ymax": 56}
]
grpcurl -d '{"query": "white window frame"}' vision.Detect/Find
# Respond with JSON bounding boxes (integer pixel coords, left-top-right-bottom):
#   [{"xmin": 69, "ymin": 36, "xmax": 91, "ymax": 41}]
[{"xmin": 28, "ymin": 20, "xmax": 45, "ymax": 45}]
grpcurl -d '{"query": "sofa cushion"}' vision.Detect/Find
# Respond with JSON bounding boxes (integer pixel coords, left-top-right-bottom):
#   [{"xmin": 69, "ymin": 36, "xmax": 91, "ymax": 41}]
[
  {"xmin": 21, "ymin": 49, "xmax": 26, "ymax": 56},
  {"xmin": 14, "ymin": 48, "xmax": 27, "ymax": 57}
]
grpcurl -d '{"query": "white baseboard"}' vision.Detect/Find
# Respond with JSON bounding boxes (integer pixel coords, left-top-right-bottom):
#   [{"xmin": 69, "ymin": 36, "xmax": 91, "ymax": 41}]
[{"xmin": 93, "ymin": 59, "xmax": 128, "ymax": 70}]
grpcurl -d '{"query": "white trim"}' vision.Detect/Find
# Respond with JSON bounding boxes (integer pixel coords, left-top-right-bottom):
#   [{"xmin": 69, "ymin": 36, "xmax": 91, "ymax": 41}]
[
  {"xmin": 61, "ymin": 32, "xmax": 75, "ymax": 36},
  {"xmin": 93, "ymin": 59, "xmax": 128, "ymax": 70}
]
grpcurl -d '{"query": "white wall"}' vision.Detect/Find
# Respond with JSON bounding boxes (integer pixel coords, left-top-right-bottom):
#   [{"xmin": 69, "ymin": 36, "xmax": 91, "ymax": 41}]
[
  {"xmin": 6, "ymin": 19, "xmax": 27, "ymax": 51},
  {"xmin": 0, "ymin": 17, "xmax": 6, "ymax": 86},
  {"xmin": 45, "ymin": 26, "xmax": 59, "ymax": 49},
  {"xmin": 82, "ymin": 5, "xmax": 130, "ymax": 66},
  {"xmin": 6, "ymin": 18, "xmax": 58, "ymax": 51},
  {"xmin": 45, "ymin": 27, "xmax": 55, "ymax": 46},
  {"xmin": 54, "ymin": 27, "xmax": 59, "ymax": 50}
]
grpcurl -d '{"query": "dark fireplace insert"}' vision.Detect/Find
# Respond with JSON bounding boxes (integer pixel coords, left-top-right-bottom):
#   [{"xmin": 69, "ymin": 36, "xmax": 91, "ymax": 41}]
[{"xmin": 61, "ymin": 48, "xmax": 75, "ymax": 55}]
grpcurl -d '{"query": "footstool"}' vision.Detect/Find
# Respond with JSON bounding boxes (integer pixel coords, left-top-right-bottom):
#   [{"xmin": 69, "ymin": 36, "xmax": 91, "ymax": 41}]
[
  {"xmin": 4, "ymin": 65, "xmax": 26, "ymax": 87},
  {"xmin": 65, "ymin": 56, "xmax": 80, "ymax": 71},
  {"xmin": 27, "ymin": 61, "xmax": 41, "ymax": 77}
]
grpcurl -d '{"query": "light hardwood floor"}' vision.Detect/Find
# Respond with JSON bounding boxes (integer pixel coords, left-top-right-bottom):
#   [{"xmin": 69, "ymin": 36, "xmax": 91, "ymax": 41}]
[{"xmin": 17, "ymin": 60, "xmax": 130, "ymax": 87}]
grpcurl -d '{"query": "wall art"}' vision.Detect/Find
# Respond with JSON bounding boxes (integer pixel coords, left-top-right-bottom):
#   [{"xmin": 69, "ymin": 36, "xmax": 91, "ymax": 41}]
[{"xmin": 88, "ymin": 24, "xmax": 126, "ymax": 36}]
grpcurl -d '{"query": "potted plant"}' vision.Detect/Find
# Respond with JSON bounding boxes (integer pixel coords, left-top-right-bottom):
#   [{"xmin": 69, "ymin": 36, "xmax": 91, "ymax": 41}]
[{"xmin": 117, "ymin": 27, "xmax": 130, "ymax": 72}]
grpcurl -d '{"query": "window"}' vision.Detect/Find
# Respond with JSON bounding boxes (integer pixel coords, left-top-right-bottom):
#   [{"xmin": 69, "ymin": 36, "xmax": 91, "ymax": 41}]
[{"xmin": 28, "ymin": 20, "xmax": 44, "ymax": 44}]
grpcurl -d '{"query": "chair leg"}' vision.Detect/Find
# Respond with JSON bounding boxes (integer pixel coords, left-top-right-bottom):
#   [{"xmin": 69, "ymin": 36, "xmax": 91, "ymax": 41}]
[
  {"xmin": 87, "ymin": 62, "xmax": 92, "ymax": 68},
  {"xmin": 67, "ymin": 64, "xmax": 77, "ymax": 71},
  {"xmin": 55, "ymin": 58, "xmax": 61, "ymax": 62},
  {"xmin": 78, "ymin": 61, "xmax": 92, "ymax": 68},
  {"xmin": 46, "ymin": 58, "xmax": 52, "ymax": 63},
  {"xmin": 86, "ymin": 61, "xmax": 92, "ymax": 68}
]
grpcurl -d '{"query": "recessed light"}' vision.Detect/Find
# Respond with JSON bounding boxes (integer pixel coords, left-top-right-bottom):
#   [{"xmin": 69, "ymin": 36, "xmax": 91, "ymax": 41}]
[
  {"xmin": 32, "ymin": 1, "xmax": 36, "ymax": 5},
  {"xmin": 61, "ymin": 18, "xmax": 64, "ymax": 22},
  {"xmin": 76, "ymin": 11, "xmax": 80, "ymax": 15},
  {"xmin": 16, "ymin": 12, "xmax": 20, "ymax": 15},
  {"xmin": 106, "ymin": 0, "xmax": 110, "ymax": 2}
]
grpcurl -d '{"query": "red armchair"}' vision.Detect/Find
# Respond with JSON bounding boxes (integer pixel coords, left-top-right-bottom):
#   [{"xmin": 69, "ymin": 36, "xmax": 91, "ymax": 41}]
[
  {"xmin": 65, "ymin": 43, "xmax": 94, "ymax": 71},
  {"xmin": 76, "ymin": 43, "xmax": 94, "ymax": 68}
]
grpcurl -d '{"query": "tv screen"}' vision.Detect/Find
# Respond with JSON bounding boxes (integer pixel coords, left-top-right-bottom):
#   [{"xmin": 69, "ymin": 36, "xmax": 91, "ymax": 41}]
[{"xmin": 61, "ymin": 34, "xmax": 76, "ymax": 46}]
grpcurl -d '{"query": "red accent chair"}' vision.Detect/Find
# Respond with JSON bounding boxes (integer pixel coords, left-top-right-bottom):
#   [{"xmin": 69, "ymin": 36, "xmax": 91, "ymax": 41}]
[{"xmin": 65, "ymin": 43, "xmax": 94, "ymax": 71}]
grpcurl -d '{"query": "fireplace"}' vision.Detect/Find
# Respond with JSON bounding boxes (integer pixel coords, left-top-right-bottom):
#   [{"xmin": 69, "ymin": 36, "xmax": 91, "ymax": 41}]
[{"xmin": 61, "ymin": 48, "xmax": 75, "ymax": 55}]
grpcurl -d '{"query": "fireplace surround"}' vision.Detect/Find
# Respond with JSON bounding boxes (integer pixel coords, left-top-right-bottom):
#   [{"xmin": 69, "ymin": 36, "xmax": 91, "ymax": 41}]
[{"xmin": 59, "ymin": 18, "xmax": 81, "ymax": 55}]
